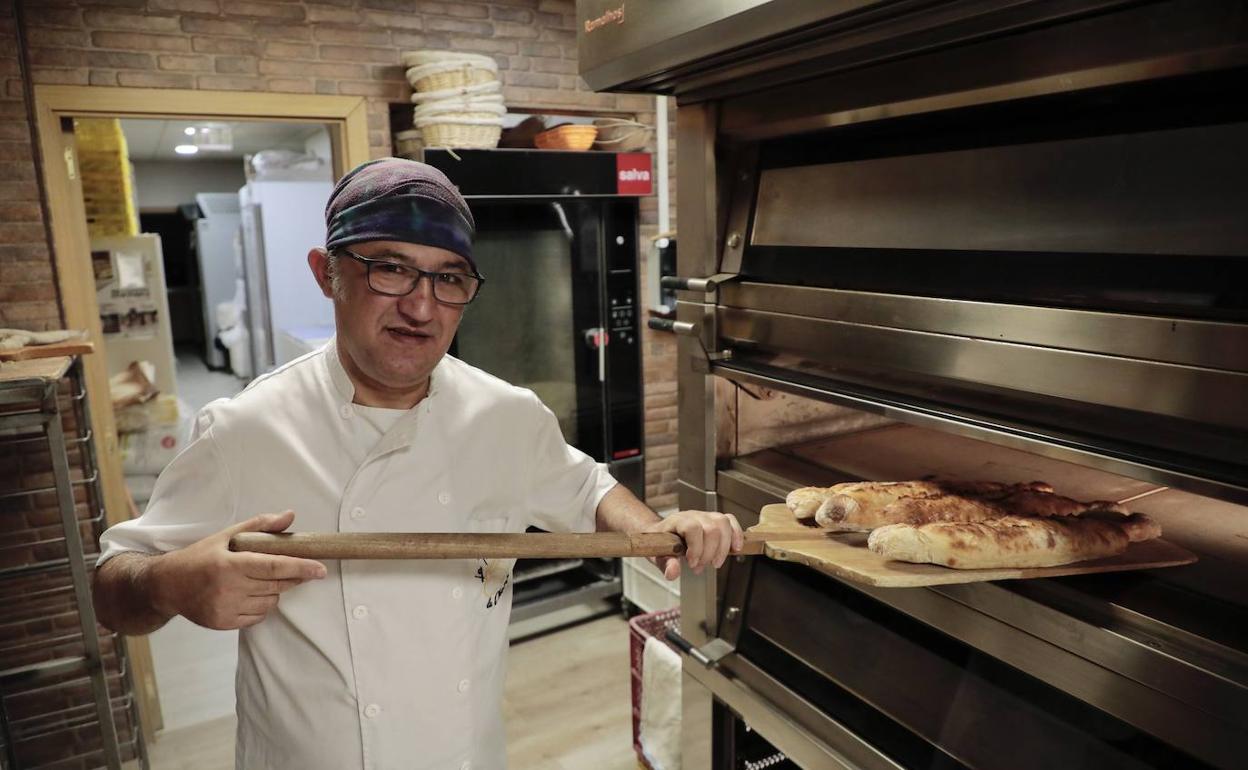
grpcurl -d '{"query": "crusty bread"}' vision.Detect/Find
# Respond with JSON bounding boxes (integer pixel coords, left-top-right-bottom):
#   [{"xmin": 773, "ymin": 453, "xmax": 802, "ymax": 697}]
[{"xmin": 867, "ymin": 513, "xmax": 1160, "ymax": 569}]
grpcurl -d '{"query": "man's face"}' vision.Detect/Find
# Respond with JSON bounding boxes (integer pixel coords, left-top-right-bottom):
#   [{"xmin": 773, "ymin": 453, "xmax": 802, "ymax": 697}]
[{"xmin": 310, "ymin": 240, "xmax": 470, "ymax": 399}]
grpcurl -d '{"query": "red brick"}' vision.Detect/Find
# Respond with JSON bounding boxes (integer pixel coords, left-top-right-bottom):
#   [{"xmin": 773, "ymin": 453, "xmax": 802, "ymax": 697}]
[
  {"xmin": 259, "ymin": 59, "xmax": 366, "ymax": 79},
  {"xmin": 30, "ymin": 68, "xmax": 90, "ymax": 85},
  {"xmin": 222, "ymin": 1, "xmax": 305, "ymax": 21},
  {"xmin": 338, "ymin": 80, "xmax": 405, "ymax": 99},
  {"xmin": 491, "ymin": 21, "xmax": 539, "ymax": 39},
  {"xmin": 391, "ymin": 32, "xmax": 450, "ymax": 50},
  {"xmin": 21, "ymin": 8, "xmax": 82, "ymax": 29},
  {"xmin": 262, "ymin": 40, "xmax": 315, "ymax": 60},
  {"xmin": 446, "ymin": 36, "xmax": 517, "ymax": 55},
  {"xmin": 82, "ymin": 9, "xmax": 181, "ymax": 32},
  {"xmin": 116, "ymin": 71, "xmax": 195, "ymax": 88},
  {"xmin": 535, "ymin": 11, "xmax": 571, "ymax": 30},
  {"xmin": 89, "ymin": 70, "xmax": 119, "ymax": 86},
  {"xmin": 306, "ymin": 5, "xmax": 361, "ymax": 23},
  {"xmin": 424, "ymin": 17, "xmax": 493, "ymax": 36},
  {"xmin": 24, "ymin": 27, "xmax": 90, "ymax": 47},
  {"xmin": 191, "ymin": 36, "xmax": 259, "ymax": 55},
  {"xmin": 412, "ymin": 1, "xmax": 487, "ymax": 17},
  {"xmin": 266, "ymin": 77, "xmax": 314, "ymax": 93},
  {"xmin": 197, "ymin": 74, "xmax": 266, "ymax": 91},
  {"xmin": 86, "ymin": 50, "xmax": 154, "ymax": 69},
  {"xmin": 149, "ymin": 0, "xmax": 222, "ymax": 12},
  {"xmin": 491, "ymin": 7, "xmax": 534, "ymax": 23},
  {"xmin": 313, "ymin": 25, "xmax": 391, "ymax": 46},
  {"xmin": 0, "ymin": 282, "xmax": 56, "ymax": 302},
  {"xmin": 537, "ymin": 0, "xmax": 573, "ymax": 10},
  {"xmin": 180, "ymin": 16, "xmax": 251, "ymax": 36},
  {"xmin": 315, "ymin": 79, "xmax": 337, "ymax": 94},
  {"xmin": 538, "ymin": 27, "xmax": 575, "ymax": 43},
  {"xmin": 360, "ymin": 10, "xmax": 422, "ymax": 30},
  {"xmin": 0, "ymin": 201, "xmax": 41, "ymax": 220},
  {"xmin": 157, "ymin": 54, "xmax": 212, "ymax": 71},
  {"xmin": 503, "ymin": 70, "xmax": 558, "ymax": 89},
  {"xmin": 214, "ymin": 55, "xmax": 259, "ymax": 74},
  {"xmin": 514, "ymin": 41, "xmax": 559, "ymax": 57},
  {"xmin": 29, "ymin": 47, "xmax": 89, "ymax": 68},
  {"xmin": 318, "ymin": 44, "xmax": 397, "ymax": 64},
  {"xmin": 0, "ymin": 161, "xmax": 34, "ymax": 180},
  {"xmin": 252, "ymin": 23, "xmax": 312, "ymax": 40},
  {"xmin": 531, "ymin": 56, "xmax": 575, "ymax": 75},
  {"xmin": 91, "ymin": 31, "xmax": 191, "ymax": 52}
]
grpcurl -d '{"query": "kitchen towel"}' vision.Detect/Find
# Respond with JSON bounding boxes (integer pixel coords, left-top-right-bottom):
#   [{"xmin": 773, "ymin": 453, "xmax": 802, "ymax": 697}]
[{"xmin": 640, "ymin": 635, "xmax": 682, "ymax": 770}]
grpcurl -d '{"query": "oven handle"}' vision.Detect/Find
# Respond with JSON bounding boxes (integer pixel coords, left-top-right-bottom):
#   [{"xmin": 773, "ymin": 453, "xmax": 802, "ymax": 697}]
[
  {"xmin": 665, "ymin": 628, "xmax": 737, "ymax": 669},
  {"xmin": 647, "ymin": 317, "xmax": 696, "ymax": 335}
]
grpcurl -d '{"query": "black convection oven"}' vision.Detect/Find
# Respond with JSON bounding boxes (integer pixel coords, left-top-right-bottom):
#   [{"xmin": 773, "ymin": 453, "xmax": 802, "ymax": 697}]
[
  {"xmin": 422, "ymin": 148, "xmax": 652, "ymax": 636},
  {"xmin": 580, "ymin": 1, "xmax": 1248, "ymax": 768}
]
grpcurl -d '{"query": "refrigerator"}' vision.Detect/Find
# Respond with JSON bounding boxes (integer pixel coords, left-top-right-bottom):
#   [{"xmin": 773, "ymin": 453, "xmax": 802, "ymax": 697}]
[
  {"xmin": 193, "ymin": 193, "xmax": 241, "ymax": 370},
  {"xmin": 237, "ymin": 178, "xmax": 335, "ymax": 375}
]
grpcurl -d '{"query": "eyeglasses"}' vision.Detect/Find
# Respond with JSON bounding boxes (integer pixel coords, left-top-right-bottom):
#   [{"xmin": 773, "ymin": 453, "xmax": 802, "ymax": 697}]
[{"xmin": 337, "ymin": 249, "xmax": 485, "ymax": 305}]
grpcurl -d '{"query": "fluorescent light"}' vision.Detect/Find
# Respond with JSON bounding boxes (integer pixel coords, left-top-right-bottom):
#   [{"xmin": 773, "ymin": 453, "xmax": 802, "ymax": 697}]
[
  {"xmin": 174, "ymin": 144, "xmax": 199, "ymax": 155},
  {"xmin": 183, "ymin": 127, "xmax": 196, "ymax": 136}
]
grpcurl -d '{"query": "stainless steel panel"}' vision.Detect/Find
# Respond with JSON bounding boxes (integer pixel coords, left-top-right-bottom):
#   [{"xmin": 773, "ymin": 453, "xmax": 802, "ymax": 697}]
[
  {"xmin": 720, "ymin": 283, "xmax": 1248, "ymax": 373},
  {"xmin": 684, "ymin": 660, "xmax": 900, "ymax": 770},
  {"xmin": 752, "ymin": 122, "xmax": 1248, "ymax": 258},
  {"xmin": 714, "ymin": 360, "xmax": 1248, "ymax": 504},
  {"xmin": 576, "ymin": 0, "xmax": 879, "ymax": 93},
  {"xmin": 718, "ymin": 306, "xmax": 1248, "ymax": 430}
]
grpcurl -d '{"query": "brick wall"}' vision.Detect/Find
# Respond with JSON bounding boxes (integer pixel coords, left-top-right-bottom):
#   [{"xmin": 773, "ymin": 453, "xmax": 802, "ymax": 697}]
[{"xmin": 2, "ymin": 0, "xmax": 681, "ymax": 509}]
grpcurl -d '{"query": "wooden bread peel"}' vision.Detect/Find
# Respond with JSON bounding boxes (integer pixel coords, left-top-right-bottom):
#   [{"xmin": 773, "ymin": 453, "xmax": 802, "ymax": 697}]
[
  {"xmin": 229, "ymin": 518, "xmax": 834, "ymax": 561},
  {"xmin": 230, "ymin": 504, "xmax": 1196, "ymax": 587}
]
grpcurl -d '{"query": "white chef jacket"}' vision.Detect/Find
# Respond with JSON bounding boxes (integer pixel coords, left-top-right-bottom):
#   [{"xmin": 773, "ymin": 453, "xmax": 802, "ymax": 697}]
[{"xmin": 99, "ymin": 339, "xmax": 618, "ymax": 770}]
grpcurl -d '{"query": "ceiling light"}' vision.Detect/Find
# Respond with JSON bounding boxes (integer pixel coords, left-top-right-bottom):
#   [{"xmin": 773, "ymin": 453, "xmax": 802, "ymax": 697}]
[
  {"xmin": 174, "ymin": 144, "xmax": 199, "ymax": 155},
  {"xmin": 183, "ymin": 127, "xmax": 196, "ymax": 136}
]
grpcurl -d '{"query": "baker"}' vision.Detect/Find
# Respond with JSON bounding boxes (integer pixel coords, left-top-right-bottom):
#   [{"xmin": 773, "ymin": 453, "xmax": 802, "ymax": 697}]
[{"xmin": 93, "ymin": 158, "xmax": 743, "ymax": 770}]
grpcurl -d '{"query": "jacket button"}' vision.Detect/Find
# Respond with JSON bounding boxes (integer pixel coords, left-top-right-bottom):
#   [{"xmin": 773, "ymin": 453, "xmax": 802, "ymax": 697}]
[
  {"xmin": 452, "ymin": 587, "xmax": 463, "ymax": 599},
  {"xmin": 353, "ymin": 605, "xmax": 368, "ymax": 619},
  {"xmin": 350, "ymin": 507, "xmax": 366, "ymax": 520},
  {"xmin": 457, "ymin": 679, "xmax": 470, "ymax": 694},
  {"xmin": 438, "ymin": 491, "xmax": 451, "ymax": 505},
  {"xmin": 364, "ymin": 703, "xmax": 381, "ymax": 718},
  {"xmin": 340, "ymin": 404, "xmax": 353, "ymax": 419}
]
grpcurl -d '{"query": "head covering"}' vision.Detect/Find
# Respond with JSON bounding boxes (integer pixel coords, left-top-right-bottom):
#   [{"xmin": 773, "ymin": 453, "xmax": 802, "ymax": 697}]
[{"xmin": 324, "ymin": 157, "xmax": 476, "ymax": 269}]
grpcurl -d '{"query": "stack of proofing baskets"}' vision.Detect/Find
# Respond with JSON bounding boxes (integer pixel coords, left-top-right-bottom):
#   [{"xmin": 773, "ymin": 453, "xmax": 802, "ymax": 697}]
[
  {"xmin": 401, "ymin": 51, "xmax": 505, "ymax": 152},
  {"xmin": 74, "ymin": 118, "xmax": 139, "ymax": 238}
]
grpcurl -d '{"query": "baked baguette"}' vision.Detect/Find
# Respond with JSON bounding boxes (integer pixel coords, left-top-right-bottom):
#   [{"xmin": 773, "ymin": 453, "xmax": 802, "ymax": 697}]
[
  {"xmin": 995, "ymin": 489, "xmax": 1126, "ymax": 518},
  {"xmin": 800, "ymin": 480, "xmax": 1050, "ymax": 531},
  {"xmin": 867, "ymin": 513, "xmax": 1160, "ymax": 569}
]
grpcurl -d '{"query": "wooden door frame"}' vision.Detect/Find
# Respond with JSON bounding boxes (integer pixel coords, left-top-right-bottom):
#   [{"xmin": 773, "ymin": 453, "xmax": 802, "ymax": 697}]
[{"xmin": 32, "ymin": 85, "xmax": 370, "ymax": 741}]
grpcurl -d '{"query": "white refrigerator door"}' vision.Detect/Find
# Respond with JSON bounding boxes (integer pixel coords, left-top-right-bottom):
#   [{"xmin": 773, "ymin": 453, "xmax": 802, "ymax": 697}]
[
  {"xmin": 194, "ymin": 193, "xmax": 241, "ymax": 369},
  {"xmin": 239, "ymin": 180, "xmax": 334, "ymax": 374}
]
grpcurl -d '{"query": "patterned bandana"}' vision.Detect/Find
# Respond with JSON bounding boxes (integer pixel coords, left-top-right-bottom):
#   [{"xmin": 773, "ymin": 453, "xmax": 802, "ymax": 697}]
[{"xmin": 324, "ymin": 157, "xmax": 475, "ymax": 269}]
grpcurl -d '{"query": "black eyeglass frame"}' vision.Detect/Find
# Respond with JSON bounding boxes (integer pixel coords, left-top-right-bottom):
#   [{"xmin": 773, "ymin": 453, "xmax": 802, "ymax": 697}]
[{"xmin": 335, "ymin": 248, "xmax": 486, "ymax": 305}]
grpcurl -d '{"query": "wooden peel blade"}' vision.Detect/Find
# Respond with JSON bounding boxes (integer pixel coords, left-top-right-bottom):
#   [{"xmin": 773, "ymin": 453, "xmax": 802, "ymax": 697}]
[{"xmin": 229, "ymin": 526, "xmax": 834, "ymax": 560}]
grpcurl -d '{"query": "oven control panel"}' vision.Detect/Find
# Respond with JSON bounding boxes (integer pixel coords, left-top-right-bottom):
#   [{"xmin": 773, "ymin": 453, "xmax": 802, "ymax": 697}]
[{"xmin": 609, "ymin": 297, "xmax": 635, "ymax": 345}]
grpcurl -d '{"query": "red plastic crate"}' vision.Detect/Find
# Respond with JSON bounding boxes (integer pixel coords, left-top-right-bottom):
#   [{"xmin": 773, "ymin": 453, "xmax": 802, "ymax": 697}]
[{"xmin": 628, "ymin": 607, "xmax": 681, "ymax": 770}]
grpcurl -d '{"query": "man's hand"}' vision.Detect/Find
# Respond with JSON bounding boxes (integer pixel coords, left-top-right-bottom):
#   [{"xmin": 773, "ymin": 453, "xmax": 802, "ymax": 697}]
[
  {"xmin": 641, "ymin": 510, "xmax": 744, "ymax": 581},
  {"xmin": 151, "ymin": 511, "xmax": 326, "ymax": 630}
]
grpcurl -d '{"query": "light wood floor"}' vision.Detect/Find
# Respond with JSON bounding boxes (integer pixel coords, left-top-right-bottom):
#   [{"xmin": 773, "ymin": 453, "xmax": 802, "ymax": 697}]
[{"xmin": 140, "ymin": 614, "xmax": 641, "ymax": 770}]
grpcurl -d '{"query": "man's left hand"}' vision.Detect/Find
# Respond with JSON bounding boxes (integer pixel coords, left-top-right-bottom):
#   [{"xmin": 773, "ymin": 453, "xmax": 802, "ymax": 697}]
[{"xmin": 642, "ymin": 510, "xmax": 744, "ymax": 581}]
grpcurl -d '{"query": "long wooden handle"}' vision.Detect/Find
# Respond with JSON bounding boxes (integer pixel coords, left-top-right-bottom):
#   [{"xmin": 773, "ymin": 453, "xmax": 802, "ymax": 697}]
[{"xmin": 229, "ymin": 531, "xmax": 773, "ymax": 560}]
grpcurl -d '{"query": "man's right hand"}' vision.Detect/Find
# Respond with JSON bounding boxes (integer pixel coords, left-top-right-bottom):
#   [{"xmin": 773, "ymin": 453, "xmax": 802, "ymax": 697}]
[{"xmin": 151, "ymin": 511, "xmax": 327, "ymax": 630}]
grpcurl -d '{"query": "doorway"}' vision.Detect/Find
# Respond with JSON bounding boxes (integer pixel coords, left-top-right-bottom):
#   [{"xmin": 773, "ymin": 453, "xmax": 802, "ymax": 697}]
[{"xmin": 32, "ymin": 85, "xmax": 370, "ymax": 741}]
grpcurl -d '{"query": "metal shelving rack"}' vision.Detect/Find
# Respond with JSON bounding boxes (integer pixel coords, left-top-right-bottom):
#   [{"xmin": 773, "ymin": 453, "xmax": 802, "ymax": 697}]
[{"xmin": 0, "ymin": 356, "xmax": 145, "ymax": 770}]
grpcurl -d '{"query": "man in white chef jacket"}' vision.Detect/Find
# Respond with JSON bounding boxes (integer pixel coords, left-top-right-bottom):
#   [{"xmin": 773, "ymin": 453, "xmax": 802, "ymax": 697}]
[{"xmin": 93, "ymin": 158, "xmax": 742, "ymax": 770}]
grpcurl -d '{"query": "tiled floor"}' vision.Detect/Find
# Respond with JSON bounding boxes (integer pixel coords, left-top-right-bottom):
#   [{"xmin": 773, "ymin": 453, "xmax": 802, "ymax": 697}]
[{"xmin": 140, "ymin": 615, "xmax": 642, "ymax": 770}]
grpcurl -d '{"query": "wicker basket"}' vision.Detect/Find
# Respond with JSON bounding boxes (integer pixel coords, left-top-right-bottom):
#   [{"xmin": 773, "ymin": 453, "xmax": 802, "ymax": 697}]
[
  {"xmin": 401, "ymin": 50, "xmax": 497, "ymax": 69},
  {"xmin": 394, "ymin": 129, "xmax": 423, "ymax": 158},
  {"xmin": 593, "ymin": 118, "xmax": 653, "ymax": 151},
  {"xmin": 406, "ymin": 59, "xmax": 499, "ymax": 93},
  {"xmin": 415, "ymin": 118, "xmax": 502, "ymax": 149},
  {"xmin": 409, "ymin": 80, "xmax": 502, "ymax": 104},
  {"xmin": 413, "ymin": 98, "xmax": 506, "ymax": 123},
  {"xmin": 534, "ymin": 124, "xmax": 598, "ymax": 151}
]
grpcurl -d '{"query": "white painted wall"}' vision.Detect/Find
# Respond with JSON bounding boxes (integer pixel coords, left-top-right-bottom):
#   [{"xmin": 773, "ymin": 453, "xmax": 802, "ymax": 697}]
[
  {"xmin": 303, "ymin": 126, "xmax": 333, "ymax": 164},
  {"xmin": 132, "ymin": 160, "xmax": 246, "ymax": 211}
]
